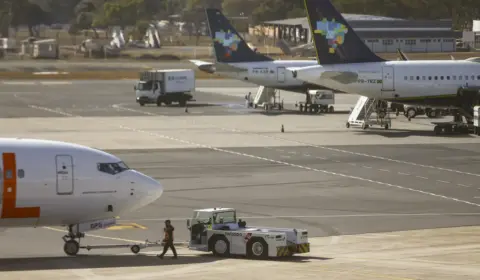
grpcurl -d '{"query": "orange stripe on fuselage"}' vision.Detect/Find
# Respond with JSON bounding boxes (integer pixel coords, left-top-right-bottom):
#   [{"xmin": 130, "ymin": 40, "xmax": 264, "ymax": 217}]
[{"xmin": 1, "ymin": 152, "xmax": 40, "ymax": 219}]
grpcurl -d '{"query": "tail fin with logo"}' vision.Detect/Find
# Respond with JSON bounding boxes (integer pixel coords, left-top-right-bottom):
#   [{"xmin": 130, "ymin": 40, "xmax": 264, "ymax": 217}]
[
  {"xmin": 205, "ymin": 8, "xmax": 273, "ymax": 63},
  {"xmin": 304, "ymin": 0, "xmax": 385, "ymax": 65}
]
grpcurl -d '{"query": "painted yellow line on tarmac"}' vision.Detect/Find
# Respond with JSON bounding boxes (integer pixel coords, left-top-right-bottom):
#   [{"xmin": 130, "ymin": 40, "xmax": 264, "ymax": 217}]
[{"xmin": 107, "ymin": 223, "xmax": 148, "ymax": 230}]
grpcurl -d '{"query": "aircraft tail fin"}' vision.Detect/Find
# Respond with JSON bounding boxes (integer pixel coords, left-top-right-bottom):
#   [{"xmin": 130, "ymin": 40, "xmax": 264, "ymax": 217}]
[
  {"xmin": 205, "ymin": 8, "xmax": 273, "ymax": 63},
  {"xmin": 304, "ymin": 0, "xmax": 385, "ymax": 65}
]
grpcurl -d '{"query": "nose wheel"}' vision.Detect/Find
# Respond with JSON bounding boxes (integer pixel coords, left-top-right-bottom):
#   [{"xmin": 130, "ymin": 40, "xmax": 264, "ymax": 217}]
[
  {"xmin": 62, "ymin": 225, "xmax": 85, "ymax": 256},
  {"xmin": 64, "ymin": 240, "xmax": 80, "ymax": 256}
]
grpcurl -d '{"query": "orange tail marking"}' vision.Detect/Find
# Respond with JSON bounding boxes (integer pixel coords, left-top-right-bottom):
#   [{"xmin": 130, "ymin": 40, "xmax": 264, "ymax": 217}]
[{"xmin": 1, "ymin": 153, "xmax": 40, "ymax": 219}]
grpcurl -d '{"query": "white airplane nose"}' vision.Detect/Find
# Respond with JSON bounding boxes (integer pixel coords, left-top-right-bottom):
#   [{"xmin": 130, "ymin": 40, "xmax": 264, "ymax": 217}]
[{"xmin": 129, "ymin": 170, "xmax": 164, "ymax": 207}]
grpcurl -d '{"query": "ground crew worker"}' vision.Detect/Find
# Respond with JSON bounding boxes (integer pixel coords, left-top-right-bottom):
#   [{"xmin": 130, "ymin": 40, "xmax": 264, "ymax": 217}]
[{"xmin": 157, "ymin": 219, "xmax": 178, "ymax": 259}]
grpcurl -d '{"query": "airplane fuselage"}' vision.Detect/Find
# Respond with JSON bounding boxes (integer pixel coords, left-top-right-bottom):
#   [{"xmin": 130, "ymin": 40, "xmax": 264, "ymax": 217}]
[
  {"xmin": 212, "ymin": 60, "xmax": 333, "ymax": 93},
  {"xmin": 291, "ymin": 60, "xmax": 480, "ymax": 107},
  {"xmin": 0, "ymin": 138, "xmax": 163, "ymax": 228}
]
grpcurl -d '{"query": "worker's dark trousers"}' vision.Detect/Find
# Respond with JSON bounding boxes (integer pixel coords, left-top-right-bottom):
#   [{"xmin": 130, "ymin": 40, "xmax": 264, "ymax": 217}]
[{"xmin": 160, "ymin": 241, "xmax": 177, "ymax": 257}]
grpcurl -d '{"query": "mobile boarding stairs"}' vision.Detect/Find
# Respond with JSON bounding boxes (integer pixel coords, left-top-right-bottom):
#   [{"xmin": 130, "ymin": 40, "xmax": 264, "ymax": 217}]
[{"xmin": 346, "ymin": 96, "xmax": 391, "ymax": 130}]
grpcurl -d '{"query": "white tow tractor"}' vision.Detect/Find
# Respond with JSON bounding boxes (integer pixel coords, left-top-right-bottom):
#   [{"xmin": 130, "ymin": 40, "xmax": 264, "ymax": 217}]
[
  {"xmin": 186, "ymin": 207, "xmax": 310, "ymax": 259},
  {"xmin": 295, "ymin": 90, "xmax": 335, "ymax": 114}
]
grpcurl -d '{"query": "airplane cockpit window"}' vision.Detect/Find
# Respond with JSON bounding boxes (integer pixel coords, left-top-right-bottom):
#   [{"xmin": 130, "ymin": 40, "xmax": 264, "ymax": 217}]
[{"xmin": 97, "ymin": 161, "xmax": 130, "ymax": 175}]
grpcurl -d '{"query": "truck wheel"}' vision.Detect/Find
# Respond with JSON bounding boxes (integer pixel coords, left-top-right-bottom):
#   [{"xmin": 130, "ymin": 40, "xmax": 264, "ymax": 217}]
[
  {"xmin": 156, "ymin": 98, "xmax": 162, "ymax": 107},
  {"xmin": 406, "ymin": 108, "xmax": 416, "ymax": 119},
  {"xmin": 211, "ymin": 236, "xmax": 230, "ymax": 257},
  {"xmin": 139, "ymin": 102, "xmax": 145, "ymax": 107},
  {"xmin": 328, "ymin": 106, "xmax": 334, "ymax": 113},
  {"xmin": 247, "ymin": 238, "xmax": 268, "ymax": 259}
]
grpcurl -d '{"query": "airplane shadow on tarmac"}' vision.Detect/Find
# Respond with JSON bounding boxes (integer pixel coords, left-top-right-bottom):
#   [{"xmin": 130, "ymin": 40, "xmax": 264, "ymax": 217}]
[
  {"xmin": 353, "ymin": 128, "xmax": 476, "ymax": 138},
  {"xmin": 251, "ymin": 110, "xmax": 351, "ymax": 116},
  {"xmin": 0, "ymin": 254, "xmax": 332, "ymax": 271}
]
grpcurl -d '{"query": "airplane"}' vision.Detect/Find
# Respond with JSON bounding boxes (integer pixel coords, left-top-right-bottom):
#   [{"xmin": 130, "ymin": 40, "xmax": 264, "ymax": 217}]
[
  {"xmin": 0, "ymin": 137, "xmax": 163, "ymax": 256},
  {"xmin": 288, "ymin": 0, "xmax": 480, "ymax": 124},
  {"xmin": 189, "ymin": 8, "xmax": 334, "ymax": 94}
]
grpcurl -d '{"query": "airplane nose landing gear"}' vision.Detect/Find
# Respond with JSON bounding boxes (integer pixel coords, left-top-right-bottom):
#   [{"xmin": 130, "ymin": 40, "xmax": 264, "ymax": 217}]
[{"xmin": 62, "ymin": 225, "xmax": 85, "ymax": 256}]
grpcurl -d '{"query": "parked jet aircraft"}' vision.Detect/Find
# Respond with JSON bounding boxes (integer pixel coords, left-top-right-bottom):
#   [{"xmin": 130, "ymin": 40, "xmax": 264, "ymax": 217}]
[
  {"xmin": 288, "ymin": 0, "xmax": 480, "ymax": 118},
  {"xmin": 189, "ymin": 8, "xmax": 333, "ymax": 93},
  {"xmin": 0, "ymin": 138, "xmax": 163, "ymax": 256}
]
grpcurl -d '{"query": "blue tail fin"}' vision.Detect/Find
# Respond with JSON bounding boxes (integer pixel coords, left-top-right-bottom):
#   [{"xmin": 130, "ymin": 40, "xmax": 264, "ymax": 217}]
[
  {"xmin": 304, "ymin": 0, "xmax": 385, "ymax": 65},
  {"xmin": 205, "ymin": 8, "xmax": 273, "ymax": 63}
]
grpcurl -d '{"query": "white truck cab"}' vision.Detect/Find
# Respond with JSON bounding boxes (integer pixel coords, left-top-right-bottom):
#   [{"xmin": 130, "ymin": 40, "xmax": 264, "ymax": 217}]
[
  {"xmin": 296, "ymin": 90, "xmax": 335, "ymax": 113},
  {"xmin": 186, "ymin": 207, "xmax": 310, "ymax": 259}
]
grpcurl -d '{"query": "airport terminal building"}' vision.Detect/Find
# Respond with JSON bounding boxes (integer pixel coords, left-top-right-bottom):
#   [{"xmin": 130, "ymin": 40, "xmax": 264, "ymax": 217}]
[{"xmin": 256, "ymin": 14, "xmax": 461, "ymax": 53}]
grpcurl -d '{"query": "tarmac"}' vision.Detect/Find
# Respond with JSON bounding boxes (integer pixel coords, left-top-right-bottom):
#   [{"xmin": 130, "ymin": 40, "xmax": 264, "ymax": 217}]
[{"xmin": 0, "ymin": 79, "xmax": 479, "ymax": 279}]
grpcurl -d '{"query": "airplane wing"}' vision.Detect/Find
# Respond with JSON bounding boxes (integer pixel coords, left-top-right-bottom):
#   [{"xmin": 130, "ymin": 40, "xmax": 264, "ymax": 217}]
[
  {"xmin": 189, "ymin": 60, "xmax": 215, "ymax": 74},
  {"xmin": 189, "ymin": 60, "xmax": 247, "ymax": 74}
]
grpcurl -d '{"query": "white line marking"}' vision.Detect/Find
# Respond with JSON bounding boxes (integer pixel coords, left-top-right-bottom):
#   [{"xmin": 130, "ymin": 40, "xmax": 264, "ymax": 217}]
[
  {"xmin": 280, "ymin": 155, "xmax": 291, "ymax": 159},
  {"xmin": 39, "ymin": 81, "xmax": 72, "ymax": 85},
  {"xmin": 457, "ymin": 184, "xmax": 471, "ymax": 188},
  {"xmin": 348, "ymin": 163, "xmax": 356, "ymax": 166},
  {"xmin": 416, "ymin": 176, "xmax": 428, "ymax": 179},
  {"xmin": 276, "ymin": 149, "xmax": 284, "ymax": 152},
  {"xmin": 41, "ymin": 105, "xmax": 480, "ymax": 209},
  {"xmin": 333, "ymin": 160, "xmax": 341, "ymax": 163},
  {"xmin": 2, "ymin": 81, "xmax": 36, "ymax": 85},
  {"xmin": 474, "ymin": 197, "xmax": 480, "ymax": 199},
  {"xmin": 112, "ymin": 104, "xmax": 157, "ymax": 116},
  {"xmin": 317, "ymin": 156, "xmax": 327, "ymax": 160},
  {"xmin": 288, "ymin": 151, "xmax": 296, "ymax": 154},
  {"xmin": 28, "ymin": 105, "xmax": 75, "ymax": 117},
  {"xmin": 304, "ymin": 154, "xmax": 311, "ymax": 157},
  {"xmin": 362, "ymin": 165, "xmax": 372, "ymax": 169},
  {"xmin": 398, "ymin": 172, "xmax": 410, "ymax": 176},
  {"xmin": 108, "ymin": 104, "xmax": 480, "ymax": 178},
  {"xmin": 437, "ymin": 180, "xmax": 450, "ymax": 184},
  {"xmin": 120, "ymin": 212, "xmax": 480, "ymax": 222},
  {"xmin": 378, "ymin": 169, "xmax": 390, "ymax": 172}
]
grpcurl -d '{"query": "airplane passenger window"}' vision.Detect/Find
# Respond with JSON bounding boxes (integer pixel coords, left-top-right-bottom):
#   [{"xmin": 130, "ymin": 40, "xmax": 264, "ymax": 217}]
[
  {"xmin": 422, "ymin": 76, "xmax": 426, "ymax": 80},
  {"xmin": 410, "ymin": 76, "xmax": 414, "ymax": 80},
  {"xmin": 17, "ymin": 169, "xmax": 24, "ymax": 178},
  {"xmin": 447, "ymin": 76, "xmax": 450, "ymax": 80},
  {"xmin": 416, "ymin": 76, "xmax": 420, "ymax": 80},
  {"xmin": 434, "ymin": 76, "xmax": 438, "ymax": 80},
  {"xmin": 440, "ymin": 76, "xmax": 444, "ymax": 80},
  {"xmin": 471, "ymin": 75, "xmax": 475, "ymax": 80},
  {"xmin": 97, "ymin": 162, "xmax": 130, "ymax": 175},
  {"xmin": 428, "ymin": 76, "xmax": 432, "ymax": 80},
  {"xmin": 404, "ymin": 76, "xmax": 407, "ymax": 80},
  {"xmin": 465, "ymin": 76, "xmax": 468, "ymax": 80},
  {"xmin": 477, "ymin": 75, "xmax": 480, "ymax": 80}
]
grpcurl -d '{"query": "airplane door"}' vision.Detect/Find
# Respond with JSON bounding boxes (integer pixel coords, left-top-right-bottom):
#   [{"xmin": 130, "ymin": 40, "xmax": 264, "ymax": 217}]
[
  {"xmin": 382, "ymin": 66, "xmax": 395, "ymax": 91},
  {"xmin": 277, "ymin": 67, "xmax": 286, "ymax": 83},
  {"xmin": 56, "ymin": 155, "xmax": 74, "ymax": 195}
]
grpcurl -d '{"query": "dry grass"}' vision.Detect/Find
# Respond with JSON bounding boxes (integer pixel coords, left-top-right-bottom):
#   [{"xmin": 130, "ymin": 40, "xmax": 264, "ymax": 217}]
[{"xmin": 0, "ymin": 70, "xmax": 222, "ymax": 80}]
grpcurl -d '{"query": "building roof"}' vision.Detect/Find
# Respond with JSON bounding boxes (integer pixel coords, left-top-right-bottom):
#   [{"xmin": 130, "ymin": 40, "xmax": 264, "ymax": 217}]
[{"xmin": 264, "ymin": 13, "xmax": 404, "ymax": 26}]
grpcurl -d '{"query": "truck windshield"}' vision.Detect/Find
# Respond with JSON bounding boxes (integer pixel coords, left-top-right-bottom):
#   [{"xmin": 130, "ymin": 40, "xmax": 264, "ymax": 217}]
[
  {"xmin": 212, "ymin": 211, "xmax": 236, "ymax": 224},
  {"xmin": 137, "ymin": 81, "xmax": 152, "ymax": 91}
]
